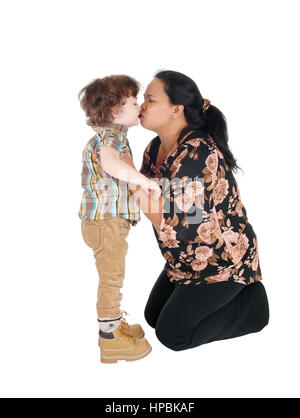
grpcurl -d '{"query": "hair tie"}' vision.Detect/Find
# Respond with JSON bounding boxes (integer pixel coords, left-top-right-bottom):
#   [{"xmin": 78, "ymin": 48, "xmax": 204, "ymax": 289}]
[{"xmin": 203, "ymin": 98, "xmax": 211, "ymax": 112}]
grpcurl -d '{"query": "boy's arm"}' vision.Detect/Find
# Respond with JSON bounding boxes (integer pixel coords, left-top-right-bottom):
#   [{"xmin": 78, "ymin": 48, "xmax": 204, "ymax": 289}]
[
  {"xmin": 120, "ymin": 151, "xmax": 135, "ymax": 169},
  {"xmin": 99, "ymin": 147, "xmax": 144, "ymax": 186},
  {"xmin": 99, "ymin": 148, "xmax": 161, "ymax": 201}
]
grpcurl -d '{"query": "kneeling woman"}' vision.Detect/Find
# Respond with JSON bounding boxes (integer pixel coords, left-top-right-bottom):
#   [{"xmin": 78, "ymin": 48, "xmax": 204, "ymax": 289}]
[{"xmin": 129, "ymin": 70, "xmax": 269, "ymax": 351}]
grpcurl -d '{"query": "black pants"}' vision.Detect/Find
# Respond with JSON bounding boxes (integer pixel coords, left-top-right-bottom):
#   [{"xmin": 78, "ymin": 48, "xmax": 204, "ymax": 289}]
[{"xmin": 145, "ymin": 267, "xmax": 269, "ymax": 351}]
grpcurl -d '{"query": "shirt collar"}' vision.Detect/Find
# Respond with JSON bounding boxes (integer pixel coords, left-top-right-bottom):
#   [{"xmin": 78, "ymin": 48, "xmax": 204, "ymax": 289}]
[{"xmin": 93, "ymin": 122, "xmax": 128, "ymax": 136}]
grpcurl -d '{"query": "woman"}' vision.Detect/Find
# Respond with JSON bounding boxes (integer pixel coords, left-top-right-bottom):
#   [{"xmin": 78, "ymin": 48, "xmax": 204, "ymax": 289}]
[{"xmin": 129, "ymin": 70, "xmax": 269, "ymax": 351}]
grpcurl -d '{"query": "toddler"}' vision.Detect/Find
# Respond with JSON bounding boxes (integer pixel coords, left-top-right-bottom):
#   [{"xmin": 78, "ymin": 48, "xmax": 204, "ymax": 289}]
[{"xmin": 78, "ymin": 75, "xmax": 160, "ymax": 363}]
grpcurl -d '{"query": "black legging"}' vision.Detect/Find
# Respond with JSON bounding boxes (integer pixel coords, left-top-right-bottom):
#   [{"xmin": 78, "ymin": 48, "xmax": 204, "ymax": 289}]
[{"xmin": 145, "ymin": 266, "xmax": 269, "ymax": 351}]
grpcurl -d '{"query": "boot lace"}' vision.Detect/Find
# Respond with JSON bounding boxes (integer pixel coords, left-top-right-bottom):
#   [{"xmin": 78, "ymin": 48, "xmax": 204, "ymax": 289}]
[
  {"xmin": 120, "ymin": 319, "xmax": 133, "ymax": 336},
  {"xmin": 117, "ymin": 311, "xmax": 135, "ymax": 342},
  {"xmin": 120, "ymin": 310, "xmax": 133, "ymax": 334},
  {"xmin": 117, "ymin": 322, "xmax": 135, "ymax": 342}
]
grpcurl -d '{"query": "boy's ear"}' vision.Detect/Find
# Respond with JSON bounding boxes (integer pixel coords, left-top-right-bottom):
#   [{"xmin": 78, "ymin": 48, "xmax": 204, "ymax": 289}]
[{"xmin": 111, "ymin": 105, "xmax": 119, "ymax": 119}]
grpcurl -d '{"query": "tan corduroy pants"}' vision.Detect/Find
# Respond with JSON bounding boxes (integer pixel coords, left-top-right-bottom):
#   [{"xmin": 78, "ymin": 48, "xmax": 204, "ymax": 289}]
[{"xmin": 81, "ymin": 217, "xmax": 130, "ymax": 318}]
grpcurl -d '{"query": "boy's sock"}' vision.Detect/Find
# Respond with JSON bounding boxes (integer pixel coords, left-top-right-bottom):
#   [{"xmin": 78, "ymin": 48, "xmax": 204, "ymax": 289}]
[{"xmin": 98, "ymin": 315, "xmax": 122, "ymax": 334}]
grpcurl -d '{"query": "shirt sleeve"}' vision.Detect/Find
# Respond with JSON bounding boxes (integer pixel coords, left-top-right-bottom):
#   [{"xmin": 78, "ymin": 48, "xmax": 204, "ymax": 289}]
[
  {"xmin": 96, "ymin": 130, "xmax": 128, "ymax": 158},
  {"xmin": 159, "ymin": 139, "xmax": 220, "ymax": 243}
]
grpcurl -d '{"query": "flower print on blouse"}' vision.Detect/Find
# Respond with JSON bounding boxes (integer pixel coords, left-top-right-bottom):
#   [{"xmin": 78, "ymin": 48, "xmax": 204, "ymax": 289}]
[{"xmin": 140, "ymin": 129, "xmax": 263, "ymax": 286}]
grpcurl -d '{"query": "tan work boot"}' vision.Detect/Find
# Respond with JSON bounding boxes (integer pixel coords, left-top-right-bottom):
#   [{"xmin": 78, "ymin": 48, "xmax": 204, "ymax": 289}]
[
  {"xmin": 121, "ymin": 318, "xmax": 145, "ymax": 339},
  {"xmin": 97, "ymin": 319, "xmax": 144, "ymax": 344},
  {"xmin": 99, "ymin": 321, "xmax": 151, "ymax": 364}
]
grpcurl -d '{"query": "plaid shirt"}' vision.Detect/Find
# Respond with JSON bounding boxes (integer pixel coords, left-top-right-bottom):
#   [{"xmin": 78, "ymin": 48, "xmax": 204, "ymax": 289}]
[{"xmin": 79, "ymin": 123, "xmax": 140, "ymax": 225}]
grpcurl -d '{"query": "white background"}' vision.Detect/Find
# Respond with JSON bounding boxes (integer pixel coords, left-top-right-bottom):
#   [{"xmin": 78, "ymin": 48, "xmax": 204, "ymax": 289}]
[{"xmin": 0, "ymin": 0, "xmax": 299, "ymax": 398}]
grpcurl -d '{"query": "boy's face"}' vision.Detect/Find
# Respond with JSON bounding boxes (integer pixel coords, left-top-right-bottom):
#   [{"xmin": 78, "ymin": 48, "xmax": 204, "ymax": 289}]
[{"xmin": 112, "ymin": 96, "xmax": 141, "ymax": 127}]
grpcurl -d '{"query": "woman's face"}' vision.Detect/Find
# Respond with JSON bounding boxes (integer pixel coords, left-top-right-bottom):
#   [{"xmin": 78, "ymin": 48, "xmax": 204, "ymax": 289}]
[{"xmin": 140, "ymin": 78, "xmax": 175, "ymax": 132}]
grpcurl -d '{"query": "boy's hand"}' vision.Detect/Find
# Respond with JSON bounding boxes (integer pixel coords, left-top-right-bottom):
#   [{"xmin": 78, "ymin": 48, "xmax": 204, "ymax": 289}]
[{"xmin": 140, "ymin": 177, "xmax": 161, "ymax": 200}]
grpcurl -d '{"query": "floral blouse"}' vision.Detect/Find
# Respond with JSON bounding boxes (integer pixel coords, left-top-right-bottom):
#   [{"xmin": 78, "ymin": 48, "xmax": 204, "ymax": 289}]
[{"xmin": 140, "ymin": 129, "xmax": 263, "ymax": 286}]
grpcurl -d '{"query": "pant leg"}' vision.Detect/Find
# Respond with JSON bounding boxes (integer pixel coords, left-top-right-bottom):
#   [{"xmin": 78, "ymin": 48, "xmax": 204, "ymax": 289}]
[
  {"xmin": 197, "ymin": 281, "xmax": 269, "ymax": 346},
  {"xmin": 144, "ymin": 264, "xmax": 175, "ymax": 328},
  {"xmin": 155, "ymin": 279, "xmax": 269, "ymax": 351},
  {"xmin": 81, "ymin": 217, "xmax": 130, "ymax": 318}
]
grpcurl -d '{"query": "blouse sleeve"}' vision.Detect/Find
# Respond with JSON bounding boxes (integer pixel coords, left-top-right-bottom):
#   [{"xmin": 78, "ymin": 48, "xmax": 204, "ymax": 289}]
[
  {"xmin": 140, "ymin": 138, "xmax": 155, "ymax": 177},
  {"xmin": 159, "ymin": 139, "xmax": 219, "ymax": 242}
]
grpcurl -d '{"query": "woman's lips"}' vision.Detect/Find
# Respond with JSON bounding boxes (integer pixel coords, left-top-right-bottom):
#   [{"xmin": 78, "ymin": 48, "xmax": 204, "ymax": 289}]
[{"xmin": 138, "ymin": 113, "xmax": 144, "ymax": 119}]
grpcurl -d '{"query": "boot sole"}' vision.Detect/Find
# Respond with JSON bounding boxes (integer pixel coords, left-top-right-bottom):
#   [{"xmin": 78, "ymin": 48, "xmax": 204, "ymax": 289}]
[{"xmin": 101, "ymin": 346, "xmax": 152, "ymax": 364}]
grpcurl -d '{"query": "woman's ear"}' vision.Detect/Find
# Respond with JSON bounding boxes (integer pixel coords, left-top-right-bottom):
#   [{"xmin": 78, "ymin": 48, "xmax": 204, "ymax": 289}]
[
  {"xmin": 171, "ymin": 105, "xmax": 184, "ymax": 119},
  {"xmin": 174, "ymin": 104, "xmax": 185, "ymax": 118}
]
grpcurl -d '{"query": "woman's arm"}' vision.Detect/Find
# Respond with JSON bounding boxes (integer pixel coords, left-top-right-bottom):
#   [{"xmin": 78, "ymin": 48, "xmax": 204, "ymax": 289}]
[
  {"xmin": 122, "ymin": 153, "xmax": 163, "ymax": 230},
  {"xmin": 129, "ymin": 183, "xmax": 163, "ymax": 230}
]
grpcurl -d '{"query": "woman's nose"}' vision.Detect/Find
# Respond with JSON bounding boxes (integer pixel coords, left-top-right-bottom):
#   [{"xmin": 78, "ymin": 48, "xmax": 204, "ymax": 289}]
[{"xmin": 141, "ymin": 102, "xmax": 146, "ymax": 110}]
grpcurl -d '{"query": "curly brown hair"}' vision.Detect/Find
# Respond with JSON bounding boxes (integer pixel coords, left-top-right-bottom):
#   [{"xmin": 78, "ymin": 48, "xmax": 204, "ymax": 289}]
[{"xmin": 78, "ymin": 75, "xmax": 140, "ymax": 127}]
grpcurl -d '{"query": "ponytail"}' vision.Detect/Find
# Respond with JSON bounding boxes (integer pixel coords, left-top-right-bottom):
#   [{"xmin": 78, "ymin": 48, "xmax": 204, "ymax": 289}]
[
  {"xmin": 155, "ymin": 70, "xmax": 241, "ymax": 173},
  {"xmin": 202, "ymin": 104, "xmax": 240, "ymax": 173}
]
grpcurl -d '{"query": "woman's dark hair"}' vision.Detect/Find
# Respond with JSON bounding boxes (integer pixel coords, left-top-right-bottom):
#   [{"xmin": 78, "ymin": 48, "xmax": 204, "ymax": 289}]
[{"xmin": 155, "ymin": 70, "xmax": 240, "ymax": 172}]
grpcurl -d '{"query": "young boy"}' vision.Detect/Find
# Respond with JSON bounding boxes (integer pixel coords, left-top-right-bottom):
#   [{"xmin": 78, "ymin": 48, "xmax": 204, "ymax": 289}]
[{"xmin": 78, "ymin": 75, "xmax": 160, "ymax": 363}]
